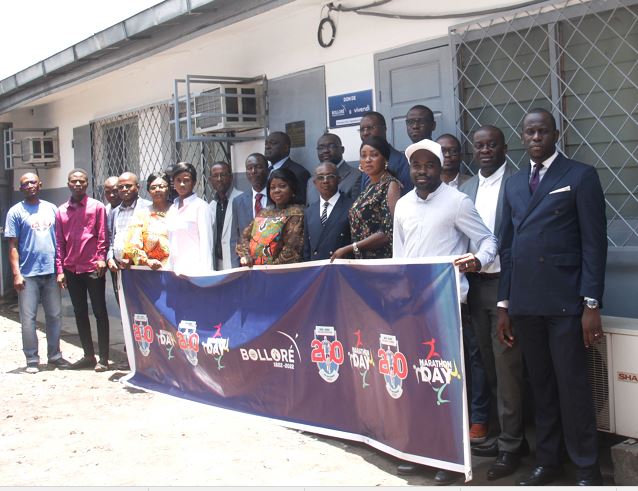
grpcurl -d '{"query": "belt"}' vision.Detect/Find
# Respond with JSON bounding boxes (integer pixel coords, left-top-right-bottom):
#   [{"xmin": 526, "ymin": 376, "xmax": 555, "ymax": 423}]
[{"xmin": 469, "ymin": 272, "xmax": 500, "ymax": 279}]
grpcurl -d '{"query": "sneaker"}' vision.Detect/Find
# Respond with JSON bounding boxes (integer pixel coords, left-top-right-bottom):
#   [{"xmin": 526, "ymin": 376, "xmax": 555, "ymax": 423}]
[
  {"xmin": 94, "ymin": 361, "xmax": 109, "ymax": 372},
  {"xmin": 69, "ymin": 356, "xmax": 96, "ymax": 370},
  {"xmin": 26, "ymin": 362, "xmax": 39, "ymax": 374},
  {"xmin": 48, "ymin": 357, "xmax": 71, "ymax": 369},
  {"xmin": 470, "ymin": 423, "xmax": 489, "ymax": 443}
]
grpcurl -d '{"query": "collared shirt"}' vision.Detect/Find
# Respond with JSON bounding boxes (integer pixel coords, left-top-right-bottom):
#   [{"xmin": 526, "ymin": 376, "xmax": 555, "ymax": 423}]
[
  {"xmin": 474, "ymin": 163, "xmax": 507, "ymax": 274},
  {"xmin": 270, "ymin": 157, "xmax": 287, "ymax": 172},
  {"xmin": 447, "ymin": 173, "xmax": 461, "ymax": 189},
  {"xmin": 55, "ymin": 195, "xmax": 108, "ymax": 274},
  {"xmin": 108, "ymin": 197, "xmax": 151, "ymax": 261},
  {"xmin": 529, "ymin": 150, "xmax": 558, "ymax": 183},
  {"xmin": 166, "ymin": 193, "xmax": 213, "ymax": 273},
  {"xmin": 393, "ymin": 184, "xmax": 498, "ymax": 303},
  {"xmin": 319, "ymin": 192, "xmax": 340, "ymax": 221},
  {"xmin": 251, "ymin": 188, "xmax": 267, "ymax": 218}
]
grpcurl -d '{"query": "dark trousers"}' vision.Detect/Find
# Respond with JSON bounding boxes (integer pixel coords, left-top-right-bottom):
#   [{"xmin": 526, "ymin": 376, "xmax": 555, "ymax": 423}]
[
  {"xmin": 468, "ymin": 274, "xmax": 524, "ymax": 452},
  {"xmin": 64, "ymin": 269, "xmax": 110, "ymax": 362},
  {"xmin": 462, "ymin": 303, "xmax": 491, "ymax": 425},
  {"xmin": 514, "ymin": 314, "xmax": 598, "ymax": 469}
]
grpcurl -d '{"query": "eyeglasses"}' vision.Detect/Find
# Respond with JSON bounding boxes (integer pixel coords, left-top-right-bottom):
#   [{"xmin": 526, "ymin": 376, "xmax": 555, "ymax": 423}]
[
  {"xmin": 406, "ymin": 118, "xmax": 433, "ymax": 127},
  {"xmin": 316, "ymin": 144, "xmax": 340, "ymax": 152},
  {"xmin": 149, "ymin": 184, "xmax": 168, "ymax": 191},
  {"xmin": 358, "ymin": 125, "xmax": 385, "ymax": 134},
  {"xmin": 20, "ymin": 180, "xmax": 39, "ymax": 189},
  {"xmin": 118, "ymin": 184, "xmax": 136, "ymax": 190},
  {"xmin": 315, "ymin": 174, "xmax": 338, "ymax": 182},
  {"xmin": 441, "ymin": 148, "xmax": 460, "ymax": 156},
  {"xmin": 210, "ymin": 173, "xmax": 231, "ymax": 181}
]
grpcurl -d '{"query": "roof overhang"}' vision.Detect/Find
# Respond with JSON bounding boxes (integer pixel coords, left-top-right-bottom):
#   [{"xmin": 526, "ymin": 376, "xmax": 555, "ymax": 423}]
[{"xmin": 0, "ymin": 0, "xmax": 294, "ymax": 114}]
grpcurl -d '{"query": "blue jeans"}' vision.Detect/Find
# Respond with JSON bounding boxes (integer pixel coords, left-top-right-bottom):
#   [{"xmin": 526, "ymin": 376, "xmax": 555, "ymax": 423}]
[{"xmin": 18, "ymin": 274, "xmax": 62, "ymax": 364}]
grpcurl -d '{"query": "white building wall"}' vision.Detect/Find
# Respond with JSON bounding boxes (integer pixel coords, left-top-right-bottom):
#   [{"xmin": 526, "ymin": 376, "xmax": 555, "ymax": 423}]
[{"xmin": 0, "ymin": 0, "xmax": 523, "ymax": 189}]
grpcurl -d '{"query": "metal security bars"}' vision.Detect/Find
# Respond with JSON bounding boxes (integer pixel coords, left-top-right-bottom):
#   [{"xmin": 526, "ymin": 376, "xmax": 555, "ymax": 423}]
[
  {"xmin": 90, "ymin": 103, "xmax": 229, "ymax": 202},
  {"xmin": 450, "ymin": 0, "xmax": 638, "ymax": 246}
]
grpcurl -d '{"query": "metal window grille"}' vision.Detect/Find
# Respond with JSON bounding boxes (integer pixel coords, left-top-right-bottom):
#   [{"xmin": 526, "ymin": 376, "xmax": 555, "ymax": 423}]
[
  {"xmin": 450, "ymin": 0, "xmax": 638, "ymax": 246},
  {"xmin": 90, "ymin": 103, "xmax": 229, "ymax": 202}
]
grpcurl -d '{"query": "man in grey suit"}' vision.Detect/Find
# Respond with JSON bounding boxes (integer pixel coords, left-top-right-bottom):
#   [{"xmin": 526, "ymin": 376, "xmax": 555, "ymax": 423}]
[
  {"xmin": 460, "ymin": 125, "xmax": 525, "ymax": 481},
  {"xmin": 436, "ymin": 134, "xmax": 471, "ymax": 189},
  {"xmin": 306, "ymin": 133, "xmax": 361, "ymax": 204},
  {"xmin": 209, "ymin": 161, "xmax": 243, "ymax": 271},
  {"xmin": 229, "ymin": 153, "xmax": 270, "ymax": 268}
]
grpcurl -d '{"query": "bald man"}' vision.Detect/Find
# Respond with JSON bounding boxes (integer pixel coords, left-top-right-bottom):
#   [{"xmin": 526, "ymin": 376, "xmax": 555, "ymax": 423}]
[{"xmin": 4, "ymin": 173, "xmax": 70, "ymax": 373}]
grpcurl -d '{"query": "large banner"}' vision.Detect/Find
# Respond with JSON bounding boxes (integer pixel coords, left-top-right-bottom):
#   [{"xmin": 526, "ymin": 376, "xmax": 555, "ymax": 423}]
[{"xmin": 119, "ymin": 259, "xmax": 471, "ymax": 479}]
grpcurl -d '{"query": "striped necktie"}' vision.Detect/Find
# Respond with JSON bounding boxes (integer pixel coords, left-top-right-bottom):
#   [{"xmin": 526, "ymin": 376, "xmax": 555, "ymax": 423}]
[{"xmin": 321, "ymin": 201, "xmax": 329, "ymax": 226}]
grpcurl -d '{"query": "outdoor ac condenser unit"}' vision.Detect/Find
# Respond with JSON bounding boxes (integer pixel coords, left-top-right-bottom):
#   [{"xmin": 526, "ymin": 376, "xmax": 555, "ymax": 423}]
[
  {"xmin": 193, "ymin": 84, "xmax": 264, "ymax": 133},
  {"xmin": 587, "ymin": 316, "xmax": 638, "ymax": 438},
  {"xmin": 20, "ymin": 136, "xmax": 58, "ymax": 165}
]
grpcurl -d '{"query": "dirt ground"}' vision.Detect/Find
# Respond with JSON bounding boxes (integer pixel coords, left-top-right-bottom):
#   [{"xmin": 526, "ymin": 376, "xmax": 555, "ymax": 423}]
[{"xmin": 0, "ymin": 300, "xmax": 430, "ymax": 487}]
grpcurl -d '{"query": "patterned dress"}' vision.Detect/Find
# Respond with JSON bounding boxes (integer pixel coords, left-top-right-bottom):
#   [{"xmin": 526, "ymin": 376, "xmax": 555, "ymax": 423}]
[
  {"xmin": 349, "ymin": 172, "xmax": 399, "ymax": 259},
  {"xmin": 122, "ymin": 207, "xmax": 170, "ymax": 267},
  {"xmin": 236, "ymin": 204, "xmax": 305, "ymax": 265}
]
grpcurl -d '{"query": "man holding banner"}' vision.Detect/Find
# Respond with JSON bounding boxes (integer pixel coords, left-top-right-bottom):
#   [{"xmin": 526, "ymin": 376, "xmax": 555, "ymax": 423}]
[{"xmin": 393, "ymin": 138, "xmax": 498, "ymax": 484}]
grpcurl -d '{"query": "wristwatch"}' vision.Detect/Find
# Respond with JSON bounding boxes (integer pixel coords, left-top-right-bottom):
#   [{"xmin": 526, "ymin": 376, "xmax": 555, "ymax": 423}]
[
  {"xmin": 352, "ymin": 242, "xmax": 360, "ymax": 255},
  {"xmin": 583, "ymin": 297, "xmax": 599, "ymax": 309}
]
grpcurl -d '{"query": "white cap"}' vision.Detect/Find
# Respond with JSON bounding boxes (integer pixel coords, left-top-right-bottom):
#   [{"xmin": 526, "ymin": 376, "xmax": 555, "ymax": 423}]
[{"xmin": 405, "ymin": 139, "xmax": 444, "ymax": 164}]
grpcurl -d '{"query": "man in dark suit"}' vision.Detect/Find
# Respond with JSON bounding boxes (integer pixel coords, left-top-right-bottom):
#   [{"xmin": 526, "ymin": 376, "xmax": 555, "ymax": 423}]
[
  {"xmin": 264, "ymin": 131, "xmax": 310, "ymax": 204},
  {"xmin": 460, "ymin": 126, "xmax": 525, "ymax": 481},
  {"xmin": 303, "ymin": 162, "xmax": 353, "ymax": 261},
  {"xmin": 229, "ymin": 153, "xmax": 270, "ymax": 268},
  {"xmin": 307, "ymin": 133, "xmax": 361, "ymax": 204},
  {"xmin": 497, "ymin": 108, "xmax": 607, "ymax": 486},
  {"xmin": 358, "ymin": 111, "xmax": 412, "ymax": 195}
]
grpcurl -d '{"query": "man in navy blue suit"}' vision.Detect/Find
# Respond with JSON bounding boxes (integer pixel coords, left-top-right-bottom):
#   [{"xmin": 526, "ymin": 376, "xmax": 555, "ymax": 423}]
[
  {"xmin": 497, "ymin": 108, "xmax": 607, "ymax": 486},
  {"xmin": 303, "ymin": 162, "xmax": 352, "ymax": 261},
  {"xmin": 264, "ymin": 131, "xmax": 310, "ymax": 204}
]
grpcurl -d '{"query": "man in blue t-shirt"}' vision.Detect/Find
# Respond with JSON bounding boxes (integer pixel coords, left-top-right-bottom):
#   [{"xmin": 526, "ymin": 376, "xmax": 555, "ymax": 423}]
[{"xmin": 4, "ymin": 172, "xmax": 70, "ymax": 373}]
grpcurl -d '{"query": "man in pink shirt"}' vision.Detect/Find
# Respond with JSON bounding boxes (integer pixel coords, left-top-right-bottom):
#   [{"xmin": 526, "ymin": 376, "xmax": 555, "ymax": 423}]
[{"xmin": 55, "ymin": 168, "xmax": 111, "ymax": 372}]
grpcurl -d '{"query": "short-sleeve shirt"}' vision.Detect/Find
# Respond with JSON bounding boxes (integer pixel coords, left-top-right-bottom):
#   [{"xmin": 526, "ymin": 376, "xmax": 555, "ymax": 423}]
[{"xmin": 4, "ymin": 200, "xmax": 57, "ymax": 277}]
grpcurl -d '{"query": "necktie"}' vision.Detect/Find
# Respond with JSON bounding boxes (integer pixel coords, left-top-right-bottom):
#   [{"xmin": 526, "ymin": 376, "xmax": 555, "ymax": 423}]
[
  {"xmin": 255, "ymin": 193, "xmax": 263, "ymax": 216},
  {"xmin": 529, "ymin": 162, "xmax": 543, "ymax": 194},
  {"xmin": 321, "ymin": 201, "xmax": 329, "ymax": 226}
]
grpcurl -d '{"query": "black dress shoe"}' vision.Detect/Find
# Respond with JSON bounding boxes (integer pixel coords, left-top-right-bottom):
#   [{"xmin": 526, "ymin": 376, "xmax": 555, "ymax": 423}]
[
  {"xmin": 48, "ymin": 357, "xmax": 71, "ymax": 369},
  {"xmin": 517, "ymin": 465, "xmax": 563, "ymax": 486},
  {"xmin": 576, "ymin": 467, "xmax": 603, "ymax": 486},
  {"xmin": 472, "ymin": 440, "xmax": 498, "ymax": 457},
  {"xmin": 397, "ymin": 462, "xmax": 419, "ymax": 475},
  {"xmin": 434, "ymin": 469, "xmax": 461, "ymax": 485},
  {"xmin": 69, "ymin": 356, "xmax": 96, "ymax": 370},
  {"xmin": 472, "ymin": 438, "xmax": 530, "ymax": 458},
  {"xmin": 487, "ymin": 451, "xmax": 521, "ymax": 480}
]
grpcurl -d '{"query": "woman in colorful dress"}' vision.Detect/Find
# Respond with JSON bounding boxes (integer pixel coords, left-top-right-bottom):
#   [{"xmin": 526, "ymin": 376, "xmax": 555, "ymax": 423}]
[
  {"xmin": 236, "ymin": 168, "xmax": 304, "ymax": 266},
  {"xmin": 122, "ymin": 172, "xmax": 171, "ymax": 269},
  {"xmin": 331, "ymin": 136, "xmax": 401, "ymax": 260}
]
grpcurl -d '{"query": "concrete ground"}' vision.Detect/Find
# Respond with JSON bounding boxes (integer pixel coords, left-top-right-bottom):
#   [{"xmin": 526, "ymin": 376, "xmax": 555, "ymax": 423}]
[{"xmin": 0, "ymin": 274, "xmax": 621, "ymax": 486}]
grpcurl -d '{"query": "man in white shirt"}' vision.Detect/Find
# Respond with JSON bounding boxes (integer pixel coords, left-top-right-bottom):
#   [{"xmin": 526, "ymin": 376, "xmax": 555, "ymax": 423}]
[
  {"xmin": 460, "ymin": 126, "xmax": 525, "ymax": 481},
  {"xmin": 393, "ymin": 138, "xmax": 498, "ymax": 485},
  {"xmin": 230, "ymin": 153, "xmax": 270, "ymax": 267},
  {"xmin": 303, "ymin": 162, "xmax": 353, "ymax": 260}
]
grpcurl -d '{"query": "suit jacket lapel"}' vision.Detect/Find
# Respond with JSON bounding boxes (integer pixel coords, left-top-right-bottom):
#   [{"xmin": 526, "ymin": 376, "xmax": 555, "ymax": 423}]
[
  {"xmin": 520, "ymin": 154, "xmax": 571, "ymax": 226},
  {"xmin": 494, "ymin": 165, "xmax": 514, "ymax": 238}
]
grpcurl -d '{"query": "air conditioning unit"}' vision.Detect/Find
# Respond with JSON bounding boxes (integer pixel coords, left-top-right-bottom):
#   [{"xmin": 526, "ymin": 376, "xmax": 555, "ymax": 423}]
[
  {"xmin": 193, "ymin": 84, "xmax": 265, "ymax": 133},
  {"xmin": 587, "ymin": 316, "xmax": 638, "ymax": 438},
  {"xmin": 3, "ymin": 128, "xmax": 60, "ymax": 169},
  {"xmin": 20, "ymin": 136, "xmax": 58, "ymax": 165}
]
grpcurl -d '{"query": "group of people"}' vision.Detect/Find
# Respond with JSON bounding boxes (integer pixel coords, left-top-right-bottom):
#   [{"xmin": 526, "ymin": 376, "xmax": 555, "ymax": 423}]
[{"xmin": 5, "ymin": 105, "xmax": 607, "ymax": 486}]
